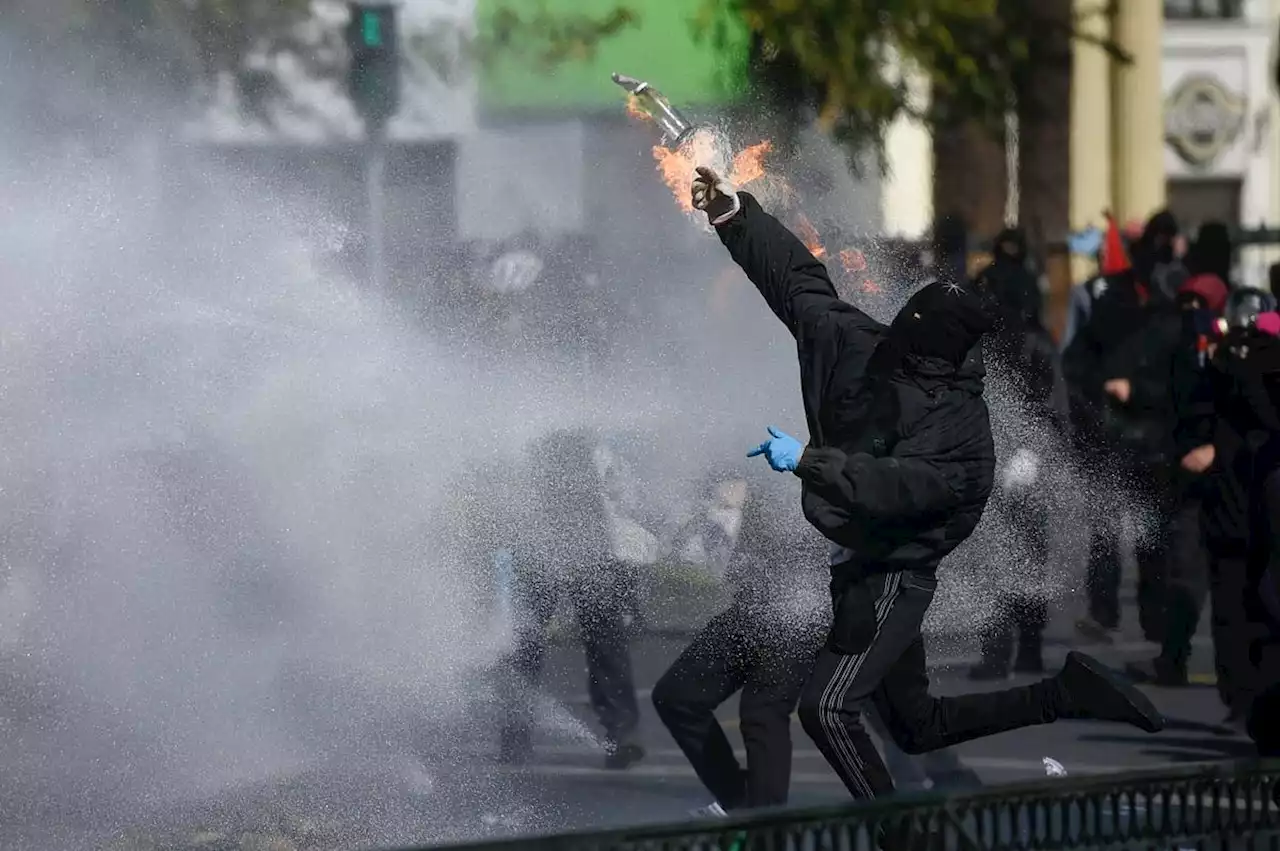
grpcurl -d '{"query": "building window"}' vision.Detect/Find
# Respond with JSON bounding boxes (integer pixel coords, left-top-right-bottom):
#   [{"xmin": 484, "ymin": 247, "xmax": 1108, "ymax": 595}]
[{"xmin": 1164, "ymin": 0, "xmax": 1244, "ymax": 18}]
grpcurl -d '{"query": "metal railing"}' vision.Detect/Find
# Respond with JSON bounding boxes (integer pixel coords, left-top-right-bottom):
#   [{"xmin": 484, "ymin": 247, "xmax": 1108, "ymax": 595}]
[{"xmin": 412, "ymin": 761, "xmax": 1280, "ymax": 851}]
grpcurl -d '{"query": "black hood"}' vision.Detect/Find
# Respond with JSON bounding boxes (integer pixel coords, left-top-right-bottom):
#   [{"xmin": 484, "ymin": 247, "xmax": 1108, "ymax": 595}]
[
  {"xmin": 1186, "ymin": 221, "xmax": 1232, "ymax": 282},
  {"xmin": 1134, "ymin": 209, "xmax": 1180, "ymax": 283},
  {"xmin": 883, "ymin": 278, "xmax": 998, "ymax": 369},
  {"xmin": 993, "ymin": 227, "xmax": 1028, "ymax": 265}
]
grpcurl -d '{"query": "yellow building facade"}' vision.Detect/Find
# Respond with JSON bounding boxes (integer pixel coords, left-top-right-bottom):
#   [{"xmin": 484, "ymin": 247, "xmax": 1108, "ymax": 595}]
[{"xmin": 1070, "ymin": 0, "xmax": 1280, "ymax": 288}]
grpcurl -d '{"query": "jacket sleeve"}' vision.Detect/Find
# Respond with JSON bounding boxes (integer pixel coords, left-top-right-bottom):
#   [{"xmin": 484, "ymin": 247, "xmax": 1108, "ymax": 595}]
[
  {"xmin": 793, "ymin": 416, "xmax": 958, "ymax": 523},
  {"xmin": 1173, "ymin": 357, "xmax": 1216, "ymax": 456},
  {"xmin": 714, "ymin": 192, "xmax": 878, "ymax": 340}
]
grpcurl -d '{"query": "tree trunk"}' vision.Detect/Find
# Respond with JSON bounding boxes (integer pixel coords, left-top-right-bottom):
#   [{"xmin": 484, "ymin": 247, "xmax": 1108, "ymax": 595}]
[
  {"xmin": 1016, "ymin": 0, "xmax": 1073, "ymax": 338},
  {"xmin": 932, "ymin": 118, "xmax": 1007, "ymax": 271}
]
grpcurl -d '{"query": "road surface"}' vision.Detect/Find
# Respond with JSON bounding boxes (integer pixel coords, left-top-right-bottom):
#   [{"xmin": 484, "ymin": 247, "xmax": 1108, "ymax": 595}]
[{"xmin": 513, "ymin": 593, "xmax": 1252, "ymax": 833}]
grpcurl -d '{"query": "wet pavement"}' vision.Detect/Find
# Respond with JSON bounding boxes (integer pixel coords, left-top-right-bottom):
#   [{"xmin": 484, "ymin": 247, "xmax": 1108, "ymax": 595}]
[{"xmin": 1, "ymin": 593, "xmax": 1253, "ymax": 851}]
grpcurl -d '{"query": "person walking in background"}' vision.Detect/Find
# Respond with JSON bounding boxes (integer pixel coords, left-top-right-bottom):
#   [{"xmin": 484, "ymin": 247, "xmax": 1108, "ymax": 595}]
[
  {"xmin": 652, "ymin": 467, "xmax": 829, "ymax": 814},
  {"xmin": 1164, "ymin": 308, "xmax": 1280, "ymax": 733},
  {"xmin": 968, "ymin": 228, "xmax": 1070, "ymax": 679},
  {"xmin": 1123, "ymin": 264, "xmax": 1232, "ymax": 692},
  {"xmin": 497, "ymin": 427, "xmax": 646, "ymax": 770},
  {"xmin": 689, "ymin": 166, "xmax": 1164, "ymax": 802},
  {"xmin": 1065, "ymin": 213, "xmax": 1181, "ymax": 644}
]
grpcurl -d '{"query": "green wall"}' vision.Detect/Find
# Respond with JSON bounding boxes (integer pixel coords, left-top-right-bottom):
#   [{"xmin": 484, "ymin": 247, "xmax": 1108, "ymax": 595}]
[{"xmin": 476, "ymin": 0, "xmax": 751, "ymax": 116}]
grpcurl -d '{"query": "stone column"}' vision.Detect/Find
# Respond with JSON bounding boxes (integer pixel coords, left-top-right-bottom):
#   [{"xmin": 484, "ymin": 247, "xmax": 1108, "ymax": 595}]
[
  {"xmin": 1070, "ymin": 0, "xmax": 1112, "ymax": 236},
  {"xmin": 1111, "ymin": 0, "xmax": 1166, "ymax": 224}
]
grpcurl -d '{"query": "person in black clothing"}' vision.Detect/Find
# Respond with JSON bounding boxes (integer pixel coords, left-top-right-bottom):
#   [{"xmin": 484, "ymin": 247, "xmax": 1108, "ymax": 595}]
[
  {"xmin": 691, "ymin": 166, "xmax": 1164, "ymax": 800},
  {"xmin": 1192, "ymin": 321, "xmax": 1280, "ymax": 738},
  {"xmin": 1064, "ymin": 212, "xmax": 1183, "ymax": 643},
  {"xmin": 968, "ymin": 228, "xmax": 1071, "ymax": 679},
  {"xmin": 652, "ymin": 467, "xmax": 829, "ymax": 812},
  {"xmin": 498, "ymin": 428, "xmax": 644, "ymax": 770},
  {"xmin": 1123, "ymin": 227, "xmax": 1244, "ymax": 700}
]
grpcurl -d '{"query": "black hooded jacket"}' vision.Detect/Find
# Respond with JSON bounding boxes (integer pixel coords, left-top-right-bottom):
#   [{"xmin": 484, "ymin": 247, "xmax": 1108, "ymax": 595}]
[
  {"xmin": 1063, "ymin": 268, "xmax": 1169, "ymax": 461},
  {"xmin": 715, "ymin": 193, "xmax": 996, "ymax": 574}
]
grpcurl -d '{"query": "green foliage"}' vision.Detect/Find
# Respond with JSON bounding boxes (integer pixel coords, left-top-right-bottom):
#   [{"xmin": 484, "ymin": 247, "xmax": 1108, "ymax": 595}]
[
  {"xmin": 476, "ymin": 3, "xmax": 641, "ymax": 71},
  {"xmin": 486, "ymin": 0, "xmax": 1125, "ymax": 160}
]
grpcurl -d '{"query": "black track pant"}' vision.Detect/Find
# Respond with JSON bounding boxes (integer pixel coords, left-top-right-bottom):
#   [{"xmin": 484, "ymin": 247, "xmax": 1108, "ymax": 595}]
[
  {"xmin": 502, "ymin": 563, "xmax": 640, "ymax": 744},
  {"xmin": 1087, "ymin": 466, "xmax": 1174, "ymax": 637},
  {"xmin": 652, "ymin": 598, "xmax": 825, "ymax": 809},
  {"xmin": 798, "ymin": 570, "xmax": 1066, "ymax": 799},
  {"xmin": 1158, "ymin": 497, "xmax": 1256, "ymax": 710}
]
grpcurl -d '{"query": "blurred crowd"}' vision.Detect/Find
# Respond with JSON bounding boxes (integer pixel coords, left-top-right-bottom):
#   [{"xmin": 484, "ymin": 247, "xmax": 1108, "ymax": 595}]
[
  {"xmin": 452, "ymin": 205, "xmax": 1280, "ymax": 780},
  {"xmin": 1055, "ymin": 211, "xmax": 1280, "ymax": 755}
]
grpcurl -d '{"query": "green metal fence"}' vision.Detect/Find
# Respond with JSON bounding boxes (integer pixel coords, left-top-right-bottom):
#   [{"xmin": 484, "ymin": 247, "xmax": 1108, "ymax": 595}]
[{"xmin": 416, "ymin": 761, "xmax": 1280, "ymax": 851}]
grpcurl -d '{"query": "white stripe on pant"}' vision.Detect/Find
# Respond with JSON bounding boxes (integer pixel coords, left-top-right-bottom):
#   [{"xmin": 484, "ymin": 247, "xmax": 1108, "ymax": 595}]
[{"xmin": 813, "ymin": 572, "xmax": 904, "ymax": 799}]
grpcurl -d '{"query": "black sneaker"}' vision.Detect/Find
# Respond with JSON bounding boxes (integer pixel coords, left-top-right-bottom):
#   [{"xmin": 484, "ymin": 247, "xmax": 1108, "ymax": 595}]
[
  {"xmin": 604, "ymin": 741, "xmax": 645, "ymax": 770},
  {"xmin": 1057, "ymin": 651, "xmax": 1166, "ymax": 733},
  {"xmin": 1124, "ymin": 657, "xmax": 1189, "ymax": 687}
]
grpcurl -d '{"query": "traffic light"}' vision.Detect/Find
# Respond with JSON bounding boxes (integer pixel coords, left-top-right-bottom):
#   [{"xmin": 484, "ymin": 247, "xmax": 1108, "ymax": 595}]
[{"xmin": 345, "ymin": 2, "xmax": 400, "ymax": 129}]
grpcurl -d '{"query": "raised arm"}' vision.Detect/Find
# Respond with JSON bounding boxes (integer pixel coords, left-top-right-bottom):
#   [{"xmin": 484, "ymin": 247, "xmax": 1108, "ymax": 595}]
[
  {"xmin": 691, "ymin": 168, "xmax": 877, "ymax": 340},
  {"xmin": 714, "ymin": 192, "xmax": 845, "ymax": 337}
]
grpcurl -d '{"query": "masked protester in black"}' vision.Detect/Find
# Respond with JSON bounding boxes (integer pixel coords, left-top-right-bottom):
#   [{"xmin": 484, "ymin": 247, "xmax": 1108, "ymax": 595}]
[
  {"xmin": 1190, "ymin": 322, "xmax": 1280, "ymax": 741},
  {"xmin": 968, "ymin": 229, "xmax": 1071, "ymax": 679},
  {"xmin": 691, "ymin": 167, "xmax": 1164, "ymax": 801},
  {"xmin": 1064, "ymin": 211, "xmax": 1185, "ymax": 642},
  {"xmin": 652, "ymin": 467, "xmax": 829, "ymax": 813},
  {"xmin": 1123, "ymin": 230, "xmax": 1248, "ymax": 706}
]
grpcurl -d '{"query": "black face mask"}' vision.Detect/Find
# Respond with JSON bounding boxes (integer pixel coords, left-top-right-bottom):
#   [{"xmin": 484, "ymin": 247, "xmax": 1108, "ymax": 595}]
[{"xmin": 886, "ymin": 279, "xmax": 998, "ymax": 367}]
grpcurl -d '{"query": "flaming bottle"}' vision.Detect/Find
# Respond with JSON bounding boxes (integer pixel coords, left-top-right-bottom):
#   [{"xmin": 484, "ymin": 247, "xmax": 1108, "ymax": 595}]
[{"xmin": 612, "ymin": 73, "xmax": 697, "ymax": 149}]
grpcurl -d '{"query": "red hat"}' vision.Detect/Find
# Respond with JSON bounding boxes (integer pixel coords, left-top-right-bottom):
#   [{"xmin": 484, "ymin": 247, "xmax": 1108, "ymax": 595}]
[
  {"xmin": 1179, "ymin": 274, "xmax": 1230, "ymax": 314},
  {"xmin": 1100, "ymin": 213, "xmax": 1131, "ymax": 277}
]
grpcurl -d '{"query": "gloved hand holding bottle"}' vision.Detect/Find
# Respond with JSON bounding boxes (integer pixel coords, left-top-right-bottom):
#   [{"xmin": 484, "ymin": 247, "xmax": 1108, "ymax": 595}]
[
  {"xmin": 747, "ymin": 426, "xmax": 804, "ymax": 473},
  {"xmin": 691, "ymin": 166, "xmax": 741, "ymax": 225}
]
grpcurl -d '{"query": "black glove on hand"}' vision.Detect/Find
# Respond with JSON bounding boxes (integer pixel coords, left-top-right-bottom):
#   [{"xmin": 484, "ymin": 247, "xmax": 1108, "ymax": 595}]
[{"xmin": 691, "ymin": 166, "xmax": 741, "ymax": 225}]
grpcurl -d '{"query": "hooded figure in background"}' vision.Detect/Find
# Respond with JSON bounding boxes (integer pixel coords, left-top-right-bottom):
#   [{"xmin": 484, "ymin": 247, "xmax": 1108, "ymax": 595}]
[
  {"xmin": 968, "ymin": 228, "xmax": 1070, "ymax": 680},
  {"xmin": 1132, "ymin": 209, "xmax": 1187, "ymax": 301},
  {"xmin": 652, "ymin": 466, "xmax": 829, "ymax": 814},
  {"xmin": 1065, "ymin": 212, "xmax": 1182, "ymax": 643},
  {"xmin": 688, "ymin": 166, "xmax": 1163, "ymax": 804},
  {"xmin": 1198, "ymin": 321, "xmax": 1280, "ymax": 745},
  {"xmin": 1122, "ymin": 254, "xmax": 1241, "ymax": 697},
  {"xmin": 497, "ymin": 427, "xmax": 645, "ymax": 770}
]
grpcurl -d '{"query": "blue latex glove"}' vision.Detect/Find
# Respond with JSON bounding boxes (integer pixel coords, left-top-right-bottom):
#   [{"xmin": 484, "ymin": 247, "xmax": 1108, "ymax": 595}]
[
  {"xmin": 1067, "ymin": 226, "xmax": 1103, "ymax": 257},
  {"xmin": 747, "ymin": 426, "xmax": 804, "ymax": 472}
]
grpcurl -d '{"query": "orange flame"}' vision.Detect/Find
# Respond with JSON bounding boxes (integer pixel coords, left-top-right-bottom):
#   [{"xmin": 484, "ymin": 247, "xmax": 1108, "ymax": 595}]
[
  {"xmin": 646, "ymin": 128, "xmax": 773, "ymax": 214},
  {"xmin": 794, "ymin": 214, "xmax": 826, "ymax": 259},
  {"xmin": 625, "ymin": 94, "xmax": 650, "ymax": 123},
  {"xmin": 729, "ymin": 140, "xmax": 772, "ymax": 186},
  {"xmin": 839, "ymin": 249, "xmax": 866, "ymax": 275}
]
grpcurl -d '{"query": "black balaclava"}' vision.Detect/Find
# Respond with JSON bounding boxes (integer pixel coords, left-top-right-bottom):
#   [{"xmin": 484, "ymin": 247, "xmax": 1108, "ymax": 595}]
[
  {"xmin": 1133, "ymin": 209, "xmax": 1179, "ymax": 294},
  {"xmin": 883, "ymin": 278, "xmax": 998, "ymax": 369},
  {"xmin": 993, "ymin": 227, "xmax": 1028, "ymax": 266},
  {"xmin": 988, "ymin": 227, "xmax": 1039, "ymax": 328}
]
